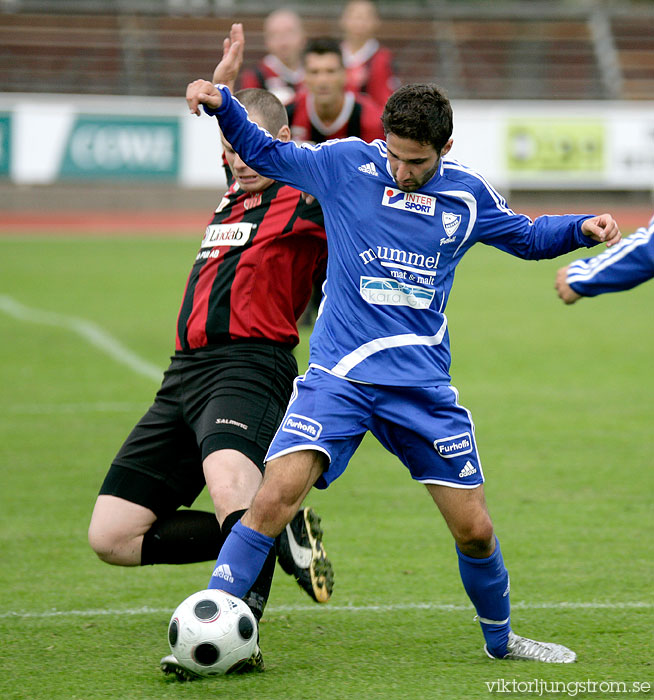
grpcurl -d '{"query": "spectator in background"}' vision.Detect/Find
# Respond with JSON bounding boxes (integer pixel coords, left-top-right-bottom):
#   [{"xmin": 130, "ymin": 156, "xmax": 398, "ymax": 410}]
[
  {"xmin": 286, "ymin": 36, "xmax": 385, "ymax": 326},
  {"xmin": 239, "ymin": 8, "xmax": 306, "ymax": 106},
  {"xmin": 287, "ymin": 36, "xmax": 384, "ymax": 145},
  {"xmin": 340, "ymin": 0, "xmax": 400, "ymax": 108},
  {"xmin": 555, "ymin": 213, "xmax": 654, "ymax": 304}
]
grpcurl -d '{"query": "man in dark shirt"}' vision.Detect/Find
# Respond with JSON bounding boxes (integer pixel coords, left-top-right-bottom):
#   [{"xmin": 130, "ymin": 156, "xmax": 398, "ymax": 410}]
[
  {"xmin": 88, "ymin": 79, "xmax": 332, "ymax": 676},
  {"xmin": 287, "ymin": 36, "xmax": 384, "ymax": 145}
]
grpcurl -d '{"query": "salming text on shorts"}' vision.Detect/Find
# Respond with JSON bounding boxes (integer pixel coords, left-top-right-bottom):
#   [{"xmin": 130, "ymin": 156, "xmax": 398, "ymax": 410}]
[{"xmin": 100, "ymin": 342, "xmax": 297, "ymax": 514}]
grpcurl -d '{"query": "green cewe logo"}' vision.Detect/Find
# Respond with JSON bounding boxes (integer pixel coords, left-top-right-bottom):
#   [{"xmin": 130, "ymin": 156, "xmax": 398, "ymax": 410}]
[
  {"xmin": 60, "ymin": 115, "xmax": 179, "ymax": 180},
  {"xmin": 506, "ymin": 119, "xmax": 605, "ymax": 174},
  {"xmin": 0, "ymin": 114, "xmax": 10, "ymax": 177}
]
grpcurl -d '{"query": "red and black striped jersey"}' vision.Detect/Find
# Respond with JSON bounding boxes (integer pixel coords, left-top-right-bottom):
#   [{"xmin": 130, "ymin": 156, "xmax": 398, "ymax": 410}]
[
  {"xmin": 342, "ymin": 40, "xmax": 400, "ymax": 109},
  {"xmin": 239, "ymin": 55, "xmax": 305, "ymax": 106},
  {"xmin": 176, "ymin": 181, "xmax": 326, "ymax": 352},
  {"xmin": 286, "ymin": 91, "xmax": 384, "ymax": 145}
]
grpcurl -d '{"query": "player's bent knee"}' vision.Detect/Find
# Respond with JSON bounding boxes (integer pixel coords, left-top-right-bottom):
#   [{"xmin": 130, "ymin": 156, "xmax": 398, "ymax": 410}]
[
  {"xmin": 88, "ymin": 495, "xmax": 155, "ymax": 565},
  {"xmin": 88, "ymin": 527, "xmax": 119, "ymax": 564},
  {"xmin": 453, "ymin": 518, "xmax": 495, "ymax": 556},
  {"xmin": 87, "ymin": 521, "xmax": 141, "ymax": 566},
  {"xmin": 247, "ymin": 485, "xmax": 297, "ymax": 536}
]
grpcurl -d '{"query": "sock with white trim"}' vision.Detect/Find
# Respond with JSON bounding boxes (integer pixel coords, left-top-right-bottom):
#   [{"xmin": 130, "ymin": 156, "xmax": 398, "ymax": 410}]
[
  {"xmin": 208, "ymin": 520, "xmax": 274, "ymax": 602},
  {"xmin": 456, "ymin": 536, "xmax": 511, "ymax": 657},
  {"xmin": 220, "ymin": 511, "xmax": 276, "ymax": 622}
]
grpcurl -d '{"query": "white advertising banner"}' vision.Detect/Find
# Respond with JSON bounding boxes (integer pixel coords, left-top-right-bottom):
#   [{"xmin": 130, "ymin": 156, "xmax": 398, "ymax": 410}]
[
  {"xmin": 0, "ymin": 93, "xmax": 226, "ymax": 189},
  {"xmin": 0, "ymin": 93, "xmax": 652, "ymax": 192},
  {"xmin": 452, "ymin": 100, "xmax": 654, "ymax": 191}
]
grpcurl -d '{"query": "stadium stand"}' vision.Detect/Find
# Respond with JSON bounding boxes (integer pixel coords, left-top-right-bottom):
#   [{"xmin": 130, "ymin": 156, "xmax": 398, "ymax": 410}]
[
  {"xmin": 0, "ymin": 2, "xmax": 652, "ymax": 100},
  {"xmin": 1, "ymin": 2, "xmax": 651, "ymax": 220},
  {"xmin": 610, "ymin": 12, "xmax": 654, "ymax": 99}
]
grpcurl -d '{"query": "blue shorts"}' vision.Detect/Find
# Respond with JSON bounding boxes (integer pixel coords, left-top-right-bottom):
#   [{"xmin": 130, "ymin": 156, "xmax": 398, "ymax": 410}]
[{"xmin": 265, "ymin": 368, "xmax": 484, "ymax": 490}]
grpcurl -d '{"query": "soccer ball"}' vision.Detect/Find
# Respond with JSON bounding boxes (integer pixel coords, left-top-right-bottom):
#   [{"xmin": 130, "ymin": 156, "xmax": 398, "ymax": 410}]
[{"xmin": 167, "ymin": 589, "xmax": 257, "ymax": 676}]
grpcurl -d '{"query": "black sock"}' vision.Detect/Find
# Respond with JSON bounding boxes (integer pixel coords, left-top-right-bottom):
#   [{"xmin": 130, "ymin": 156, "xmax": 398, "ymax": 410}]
[
  {"xmin": 222, "ymin": 510, "xmax": 276, "ymax": 623},
  {"xmin": 141, "ymin": 510, "xmax": 222, "ymax": 565}
]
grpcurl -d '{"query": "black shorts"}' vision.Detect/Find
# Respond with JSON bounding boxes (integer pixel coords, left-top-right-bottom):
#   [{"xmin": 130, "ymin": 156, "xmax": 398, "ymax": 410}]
[{"xmin": 99, "ymin": 341, "xmax": 297, "ymax": 516}]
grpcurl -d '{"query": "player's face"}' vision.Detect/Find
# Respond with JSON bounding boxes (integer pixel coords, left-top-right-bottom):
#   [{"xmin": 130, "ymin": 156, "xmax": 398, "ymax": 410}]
[
  {"xmin": 304, "ymin": 53, "xmax": 346, "ymax": 108},
  {"xmin": 221, "ymin": 131, "xmax": 275, "ymax": 193},
  {"xmin": 385, "ymin": 133, "xmax": 451, "ymax": 192}
]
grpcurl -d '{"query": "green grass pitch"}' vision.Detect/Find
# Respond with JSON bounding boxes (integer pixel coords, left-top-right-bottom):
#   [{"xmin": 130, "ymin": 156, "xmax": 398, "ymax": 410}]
[{"xmin": 0, "ymin": 234, "xmax": 652, "ymax": 700}]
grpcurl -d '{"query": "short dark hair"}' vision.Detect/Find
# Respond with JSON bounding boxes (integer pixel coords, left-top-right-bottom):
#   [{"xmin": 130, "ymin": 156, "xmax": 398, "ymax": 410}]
[
  {"xmin": 303, "ymin": 37, "xmax": 343, "ymax": 65},
  {"xmin": 234, "ymin": 88, "xmax": 288, "ymax": 136},
  {"xmin": 382, "ymin": 84, "xmax": 453, "ymax": 152}
]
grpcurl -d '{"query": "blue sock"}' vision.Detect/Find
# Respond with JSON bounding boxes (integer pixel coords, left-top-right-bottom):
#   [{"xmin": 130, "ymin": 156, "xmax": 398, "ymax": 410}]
[
  {"xmin": 208, "ymin": 520, "xmax": 274, "ymax": 598},
  {"xmin": 456, "ymin": 537, "xmax": 511, "ymax": 657}
]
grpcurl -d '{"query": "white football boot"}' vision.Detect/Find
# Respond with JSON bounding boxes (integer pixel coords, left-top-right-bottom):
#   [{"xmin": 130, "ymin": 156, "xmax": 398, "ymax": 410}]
[{"xmin": 485, "ymin": 631, "xmax": 577, "ymax": 663}]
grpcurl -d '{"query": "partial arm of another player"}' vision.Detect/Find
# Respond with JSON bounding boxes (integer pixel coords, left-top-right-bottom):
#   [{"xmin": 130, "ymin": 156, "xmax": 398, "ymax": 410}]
[
  {"xmin": 554, "ymin": 268, "xmax": 582, "ymax": 305},
  {"xmin": 555, "ymin": 216, "xmax": 654, "ymax": 304}
]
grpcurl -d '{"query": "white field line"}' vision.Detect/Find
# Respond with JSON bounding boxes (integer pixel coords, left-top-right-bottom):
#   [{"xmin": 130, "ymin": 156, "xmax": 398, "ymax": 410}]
[
  {"xmin": 0, "ymin": 601, "xmax": 651, "ymax": 621},
  {"xmin": 0, "ymin": 295, "xmax": 162, "ymax": 383}
]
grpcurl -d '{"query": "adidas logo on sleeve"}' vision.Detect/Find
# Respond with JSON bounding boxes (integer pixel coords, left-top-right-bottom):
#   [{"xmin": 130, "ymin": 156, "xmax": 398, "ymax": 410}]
[{"xmin": 357, "ymin": 162, "xmax": 379, "ymax": 177}]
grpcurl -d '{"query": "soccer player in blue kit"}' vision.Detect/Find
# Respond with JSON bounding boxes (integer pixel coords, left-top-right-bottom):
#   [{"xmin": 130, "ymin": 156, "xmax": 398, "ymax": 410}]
[
  {"xmin": 555, "ymin": 213, "xmax": 654, "ymax": 303},
  {"xmin": 185, "ymin": 28, "xmax": 621, "ymax": 665}
]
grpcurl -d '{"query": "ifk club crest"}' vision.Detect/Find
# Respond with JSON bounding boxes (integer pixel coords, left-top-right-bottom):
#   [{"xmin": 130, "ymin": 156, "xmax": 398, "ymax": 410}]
[{"xmin": 442, "ymin": 211, "xmax": 462, "ymax": 237}]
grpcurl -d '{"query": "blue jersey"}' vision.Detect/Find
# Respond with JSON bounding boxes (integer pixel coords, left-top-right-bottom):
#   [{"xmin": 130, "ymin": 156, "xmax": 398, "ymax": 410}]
[
  {"xmin": 210, "ymin": 86, "xmax": 596, "ymax": 386},
  {"xmin": 567, "ymin": 214, "xmax": 654, "ymax": 297}
]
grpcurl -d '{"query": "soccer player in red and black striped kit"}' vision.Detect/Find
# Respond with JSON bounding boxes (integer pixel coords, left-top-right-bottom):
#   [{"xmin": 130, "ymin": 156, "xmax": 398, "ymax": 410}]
[
  {"xmin": 88, "ymin": 56, "xmax": 333, "ymax": 661},
  {"xmin": 286, "ymin": 36, "xmax": 384, "ymax": 325},
  {"xmin": 286, "ymin": 36, "xmax": 384, "ymax": 146}
]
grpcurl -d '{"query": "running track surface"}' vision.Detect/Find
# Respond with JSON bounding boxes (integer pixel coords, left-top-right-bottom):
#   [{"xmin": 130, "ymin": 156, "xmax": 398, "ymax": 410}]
[{"xmin": 0, "ymin": 206, "xmax": 651, "ymax": 235}]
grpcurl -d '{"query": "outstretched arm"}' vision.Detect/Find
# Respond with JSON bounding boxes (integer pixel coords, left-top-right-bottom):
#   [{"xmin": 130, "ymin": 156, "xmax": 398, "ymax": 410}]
[{"xmin": 580, "ymin": 213, "xmax": 621, "ymax": 248}]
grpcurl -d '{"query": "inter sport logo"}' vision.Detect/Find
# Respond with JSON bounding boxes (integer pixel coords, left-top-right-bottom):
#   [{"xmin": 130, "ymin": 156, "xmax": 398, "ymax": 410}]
[
  {"xmin": 360, "ymin": 277, "xmax": 435, "ymax": 309},
  {"xmin": 282, "ymin": 413, "xmax": 323, "ymax": 440},
  {"xmin": 433, "ymin": 432, "xmax": 473, "ymax": 458},
  {"xmin": 386, "ymin": 190, "xmax": 405, "ymax": 206},
  {"xmin": 381, "ymin": 187, "xmax": 436, "ymax": 216}
]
